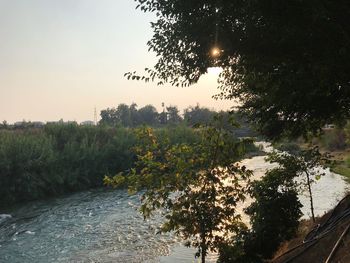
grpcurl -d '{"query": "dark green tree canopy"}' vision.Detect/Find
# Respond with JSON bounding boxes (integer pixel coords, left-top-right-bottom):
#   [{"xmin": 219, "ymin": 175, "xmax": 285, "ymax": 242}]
[
  {"xmin": 133, "ymin": 0, "xmax": 350, "ymax": 138},
  {"xmin": 184, "ymin": 104, "xmax": 216, "ymax": 126},
  {"xmin": 166, "ymin": 105, "xmax": 182, "ymax": 124}
]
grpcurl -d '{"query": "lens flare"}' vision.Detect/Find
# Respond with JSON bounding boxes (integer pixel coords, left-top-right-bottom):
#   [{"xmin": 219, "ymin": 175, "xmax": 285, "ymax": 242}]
[{"xmin": 211, "ymin": 47, "xmax": 221, "ymax": 57}]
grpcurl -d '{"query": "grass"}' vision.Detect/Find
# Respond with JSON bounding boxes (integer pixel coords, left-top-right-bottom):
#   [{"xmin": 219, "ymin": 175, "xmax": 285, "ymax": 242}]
[
  {"xmin": 329, "ymin": 150, "xmax": 350, "ymax": 181},
  {"xmin": 276, "ymin": 138, "xmax": 350, "ymax": 180}
]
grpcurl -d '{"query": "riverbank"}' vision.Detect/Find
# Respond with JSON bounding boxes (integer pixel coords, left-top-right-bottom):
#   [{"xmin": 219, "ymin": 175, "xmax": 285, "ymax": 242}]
[
  {"xmin": 274, "ymin": 133, "xmax": 350, "ymax": 182},
  {"xmin": 272, "ymin": 194, "xmax": 350, "ymax": 262},
  {"xmin": 310, "ymin": 127, "xmax": 350, "ymax": 181},
  {"xmin": 0, "ymin": 149, "xmax": 348, "ymax": 263},
  {"xmin": 329, "ymin": 149, "xmax": 350, "ymax": 181},
  {"xmin": 0, "ymin": 124, "xmax": 205, "ymax": 208}
]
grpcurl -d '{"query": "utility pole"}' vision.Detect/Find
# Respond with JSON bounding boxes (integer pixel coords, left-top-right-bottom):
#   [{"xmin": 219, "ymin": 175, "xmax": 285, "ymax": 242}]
[
  {"xmin": 161, "ymin": 102, "xmax": 167, "ymax": 124},
  {"xmin": 94, "ymin": 107, "xmax": 97, "ymax": 125}
]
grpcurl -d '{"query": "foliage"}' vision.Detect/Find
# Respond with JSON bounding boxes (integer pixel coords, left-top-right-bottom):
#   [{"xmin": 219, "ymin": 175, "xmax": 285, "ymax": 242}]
[
  {"xmin": 0, "ymin": 120, "xmax": 8, "ymax": 129},
  {"xmin": 218, "ymin": 147, "xmax": 329, "ymax": 262},
  {"xmin": 346, "ymin": 121, "xmax": 350, "ymax": 145},
  {"xmin": 100, "ymin": 103, "xmax": 160, "ymax": 127},
  {"xmin": 137, "ymin": 104, "xmax": 159, "ymax": 126},
  {"xmin": 329, "ymin": 150, "xmax": 350, "ymax": 182},
  {"xmin": 100, "ymin": 103, "xmax": 213, "ymax": 128},
  {"xmin": 130, "ymin": 0, "xmax": 350, "ymax": 139},
  {"xmin": 318, "ymin": 127, "xmax": 348, "ymax": 151},
  {"xmin": 0, "ymin": 130, "xmax": 56, "ymax": 204},
  {"xmin": 218, "ymin": 153, "xmax": 303, "ymax": 262},
  {"xmin": 99, "ymin": 103, "xmax": 257, "ymax": 138},
  {"xmin": 183, "ymin": 104, "xmax": 216, "ymax": 127},
  {"xmin": 267, "ymin": 148, "xmax": 329, "ymax": 222},
  {"xmin": 0, "ymin": 125, "xmax": 136, "ymax": 206},
  {"xmin": 166, "ymin": 105, "xmax": 182, "ymax": 125},
  {"xmin": 105, "ymin": 115, "xmax": 255, "ymax": 262},
  {"xmin": 0, "ymin": 124, "xmax": 203, "ymax": 207},
  {"xmin": 274, "ymin": 142, "xmax": 302, "ymax": 155},
  {"xmin": 245, "ymin": 163, "xmax": 303, "ymax": 260},
  {"xmin": 100, "ymin": 103, "xmax": 139, "ymax": 127}
]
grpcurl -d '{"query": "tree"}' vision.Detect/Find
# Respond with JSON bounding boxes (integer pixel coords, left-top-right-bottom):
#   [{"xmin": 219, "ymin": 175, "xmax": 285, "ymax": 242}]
[
  {"xmin": 217, "ymin": 146, "xmax": 330, "ymax": 262},
  {"xmin": 1, "ymin": 120, "xmax": 8, "ymax": 129},
  {"xmin": 130, "ymin": 0, "xmax": 350, "ymax": 139},
  {"xmin": 138, "ymin": 104, "xmax": 159, "ymax": 126},
  {"xmin": 244, "ymin": 159, "xmax": 303, "ymax": 260},
  {"xmin": 116, "ymin": 103, "xmax": 132, "ymax": 127},
  {"xmin": 100, "ymin": 108, "xmax": 118, "ymax": 126},
  {"xmin": 105, "ymin": 116, "xmax": 254, "ymax": 262},
  {"xmin": 166, "ymin": 105, "xmax": 182, "ymax": 124},
  {"xmin": 129, "ymin": 103, "xmax": 140, "ymax": 127},
  {"xmin": 184, "ymin": 104, "xmax": 216, "ymax": 126},
  {"xmin": 100, "ymin": 103, "xmax": 141, "ymax": 127},
  {"xmin": 266, "ymin": 147, "xmax": 329, "ymax": 223}
]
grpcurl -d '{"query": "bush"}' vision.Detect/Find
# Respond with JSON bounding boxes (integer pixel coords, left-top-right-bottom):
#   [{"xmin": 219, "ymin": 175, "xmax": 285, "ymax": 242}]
[
  {"xmin": 0, "ymin": 124, "xmax": 203, "ymax": 207},
  {"xmin": 320, "ymin": 128, "xmax": 347, "ymax": 151},
  {"xmin": 218, "ymin": 152, "xmax": 303, "ymax": 262},
  {"xmin": 0, "ymin": 125, "xmax": 137, "ymax": 206}
]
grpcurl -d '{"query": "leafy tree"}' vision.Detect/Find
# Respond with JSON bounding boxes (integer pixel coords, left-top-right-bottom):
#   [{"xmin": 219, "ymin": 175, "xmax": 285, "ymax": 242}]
[
  {"xmin": 184, "ymin": 104, "xmax": 216, "ymax": 126},
  {"xmin": 271, "ymin": 147, "xmax": 329, "ymax": 222},
  {"xmin": 100, "ymin": 108, "xmax": 118, "ymax": 126},
  {"xmin": 158, "ymin": 111, "xmax": 167, "ymax": 125},
  {"xmin": 245, "ymin": 162, "xmax": 303, "ymax": 260},
  {"xmin": 138, "ymin": 104, "xmax": 159, "ymax": 126},
  {"xmin": 129, "ymin": 102, "xmax": 140, "ymax": 127},
  {"xmin": 1, "ymin": 120, "xmax": 8, "ymax": 129},
  {"xmin": 130, "ymin": 0, "xmax": 350, "ymax": 139},
  {"xmin": 218, "ymin": 152, "xmax": 303, "ymax": 263},
  {"xmin": 218, "ymin": 146, "xmax": 329, "ymax": 262},
  {"xmin": 105, "ymin": 116, "xmax": 254, "ymax": 262},
  {"xmin": 116, "ymin": 103, "xmax": 132, "ymax": 127},
  {"xmin": 166, "ymin": 105, "xmax": 182, "ymax": 124},
  {"xmin": 100, "ymin": 103, "xmax": 142, "ymax": 127}
]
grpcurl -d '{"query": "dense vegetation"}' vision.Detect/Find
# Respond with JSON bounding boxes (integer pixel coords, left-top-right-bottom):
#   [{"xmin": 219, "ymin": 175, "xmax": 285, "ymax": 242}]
[
  {"xmin": 99, "ymin": 103, "xmax": 257, "ymax": 140},
  {"xmin": 99, "ymin": 103, "xmax": 257, "ymax": 137},
  {"xmin": 116, "ymin": 1, "xmax": 350, "ymax": 261},
  {"xmin": 0, "ymin": 123, "xmax": 199, "ymax": 207},
  {"xmin": 130, "ymin": 0, "xmax": 350, "ymax": 139},
  {"xmin": 274, "ymin": 122, "xmax": 350, "ymax": 179},
  {"xmin": 105, "ymin": 116, "xmax": 257, "ymax": 262},
  {"xmin": 100, "ymin": 103, "xmax": 216, "ymax": 127},
  {"xmin": 105, "ymin": 115, "xmax": 327, "ymax": 262}
]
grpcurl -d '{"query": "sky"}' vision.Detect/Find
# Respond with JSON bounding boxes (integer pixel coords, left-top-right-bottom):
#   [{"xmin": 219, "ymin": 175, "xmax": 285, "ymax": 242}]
[{"xmin": 0, "ymin": 0, "xmax": 234, "ymax": 123}]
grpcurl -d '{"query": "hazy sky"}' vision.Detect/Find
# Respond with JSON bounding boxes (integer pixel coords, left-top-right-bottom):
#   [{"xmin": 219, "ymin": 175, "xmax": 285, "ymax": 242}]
[{"xmin": 0, "ymin": 0, "xmax": 233, "ymax": 123}]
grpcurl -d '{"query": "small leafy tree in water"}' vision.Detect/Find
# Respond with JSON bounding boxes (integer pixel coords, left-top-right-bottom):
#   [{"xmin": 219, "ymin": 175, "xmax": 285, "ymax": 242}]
[
  {"xmin": 105, "ymin": 115, "xmax": 253, "ymax": 263},
  {"xmin": 267, "ymin": 146, "xmax": 329, "ymax": 223},
  {"xmin": 218, "ymin": 146, "xmax": 328, "ymax": 262},
  {"xmin": 218, "ymin": 152, "xmax": 303, "ymax": 263}
]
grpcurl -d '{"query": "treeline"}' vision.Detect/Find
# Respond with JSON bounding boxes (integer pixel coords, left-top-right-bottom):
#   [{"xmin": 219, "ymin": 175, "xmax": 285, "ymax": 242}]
[
  {"xmin": 315, "ymin": 122, "xmax": 350, "ymax": 151},
  {"xmin": 100, "ymin": 103, "xmax": 216, "ymax": 127},
  {"xmin": 0, "ymin": 104, "xmax": 258, "ymax": 207},
  {"xmin": 0, "ymin": 124, "xmax": 199, "ymax": 207},
  {"xmin": 100, "ymin": 103, "xmax": 257, "ymax": 137}
]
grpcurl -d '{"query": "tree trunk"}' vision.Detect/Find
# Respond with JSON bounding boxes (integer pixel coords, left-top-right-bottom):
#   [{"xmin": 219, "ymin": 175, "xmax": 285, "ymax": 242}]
[
  {"xmin": 306, "ymin": 170, "xmax": 315, "ymax": 223},
  {"xmin": 200, "ymin": 234, "xmax": 206, "ymax": 263},
  {"xmin": 201, "ymin": 246, "xmax": 206, "ymax": 263}
]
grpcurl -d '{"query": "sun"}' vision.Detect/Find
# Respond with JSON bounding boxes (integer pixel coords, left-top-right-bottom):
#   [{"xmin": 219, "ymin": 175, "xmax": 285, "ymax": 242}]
[{"xmin": 211, "ymin": 47, "xmax": 221, "ymax": 57}]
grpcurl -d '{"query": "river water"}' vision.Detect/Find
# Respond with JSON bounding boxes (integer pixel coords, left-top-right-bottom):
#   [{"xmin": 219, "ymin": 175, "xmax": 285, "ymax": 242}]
[{"xmin": 0, "ymin": 143, "xmax": 348, "ymax": 263}]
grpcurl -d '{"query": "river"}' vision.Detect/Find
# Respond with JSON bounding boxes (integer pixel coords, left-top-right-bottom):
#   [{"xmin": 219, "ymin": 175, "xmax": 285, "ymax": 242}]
[{"xmin": 0, "ymin": 143, "xmax": 348, "ymax": 263}]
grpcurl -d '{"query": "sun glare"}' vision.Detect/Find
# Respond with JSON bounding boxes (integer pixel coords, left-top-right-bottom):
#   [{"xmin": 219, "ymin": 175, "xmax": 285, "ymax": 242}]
[
  {"xmin": 211, "ymin": 47, "xmax": 221, "ymax": 57},
  {"xmin": 207, "ymin": 67, "xmax": 223, "ymax": 75}
]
